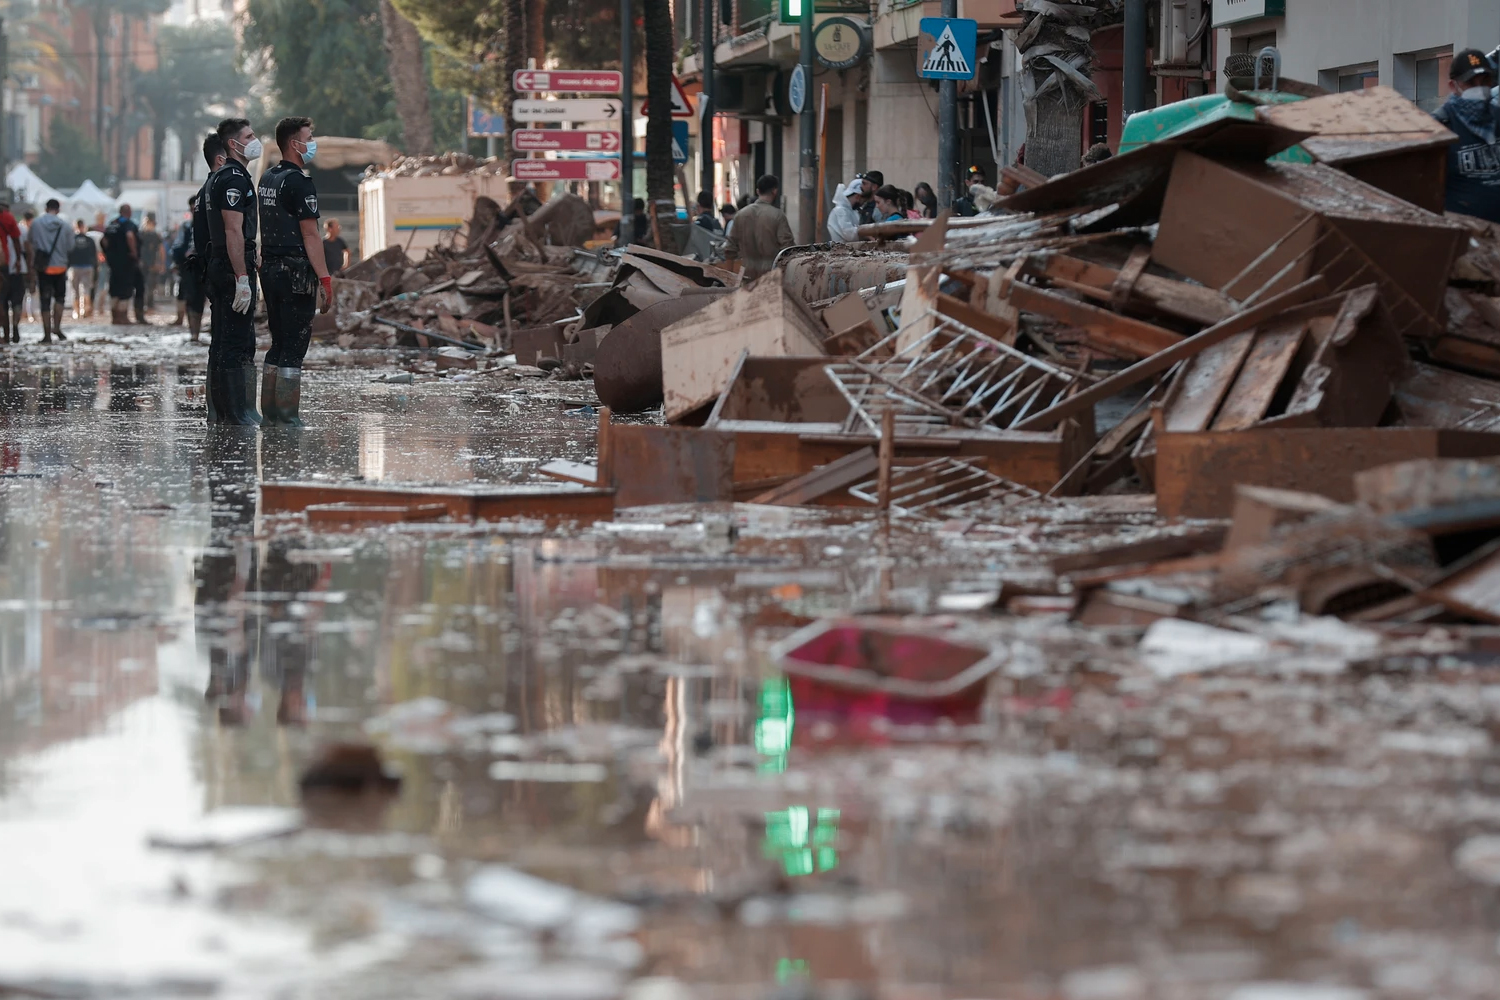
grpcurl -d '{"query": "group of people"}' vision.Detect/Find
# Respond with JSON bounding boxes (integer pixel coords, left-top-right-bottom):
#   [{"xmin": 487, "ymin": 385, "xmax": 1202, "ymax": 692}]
[{"xmin": 183, "ymin": 115, "xmax": 333, "ymax": 429}]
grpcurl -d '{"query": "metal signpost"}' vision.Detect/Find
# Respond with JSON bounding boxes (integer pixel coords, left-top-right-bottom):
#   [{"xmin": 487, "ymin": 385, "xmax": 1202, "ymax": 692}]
[
  {"xmin": 512, "ymin": 70, "xmax": 623, "ymax": 93},
  {"xmin": 511, "ymin": 159, "xmax": 623, "ymax": 181},
  {"xmin": 512, "ymin": 130, "xmax": 623, "ymax": 152},
  {"xmin": 511, "ymin": 99, "xmax": 624, "ymax": 123}
]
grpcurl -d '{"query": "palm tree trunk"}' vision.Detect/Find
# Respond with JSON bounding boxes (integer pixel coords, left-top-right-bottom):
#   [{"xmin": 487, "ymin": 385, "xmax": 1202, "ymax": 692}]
[
  {"xmin": 527, "ymin": 0, "xmax": 546, "ymax": 69},
  {"xmin": 92, "ymin": 15, "xmax": 108, "ymax": 148},
  {"xmin": 379, "ymin": 0, "xmax": 435, "ymax": 156},
  {"xmin": 642, "ymin": 0, "xmax": 674, "ymax": 238},
  {"xmin": 1026, "ymin": 90, "xmax": 1084, "ymax": 177},
  {"xmin": 501, "ymin": 0, "xmax": 525, "ymax": 161}
]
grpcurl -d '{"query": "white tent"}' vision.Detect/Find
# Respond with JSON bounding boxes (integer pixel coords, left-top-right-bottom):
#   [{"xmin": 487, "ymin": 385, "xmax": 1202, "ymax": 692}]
[
  {"xmin": 65, "ymin": 179, "xmax": 120, "ymax": 223},
  {"xmin": 6, "ymin": 164, "xmax": 66, "ymax": 210}
]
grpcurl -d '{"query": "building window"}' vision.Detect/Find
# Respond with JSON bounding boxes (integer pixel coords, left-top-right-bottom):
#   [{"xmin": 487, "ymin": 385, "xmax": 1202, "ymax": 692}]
[
  {"xmin": 1397, "ymin": 47, "xmax": 1453, "ymax": 112},
  {"xmin": 1319, "ymin": 62, "xmax": 1378, "ymax": 94}
]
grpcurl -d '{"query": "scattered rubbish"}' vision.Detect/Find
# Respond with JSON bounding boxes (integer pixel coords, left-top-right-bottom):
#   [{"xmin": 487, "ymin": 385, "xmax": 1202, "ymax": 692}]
[{"xmin": 147, "ymin": 808, "xmax": 302, "ymax": 851}]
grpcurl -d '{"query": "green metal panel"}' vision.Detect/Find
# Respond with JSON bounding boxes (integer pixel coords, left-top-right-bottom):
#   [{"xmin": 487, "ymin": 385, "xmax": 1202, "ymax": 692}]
[{"xmin": 1119, "ymin": 91, "xmax": 1314, "ymax": 163}]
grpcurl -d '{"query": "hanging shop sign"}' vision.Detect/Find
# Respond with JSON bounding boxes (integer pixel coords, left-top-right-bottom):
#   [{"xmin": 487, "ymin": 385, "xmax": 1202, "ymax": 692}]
[
  {"xmin": 1212, "ymin": 0, "xmax": 1285, "ymax": 26},
  {"xmin": 813, "ymin": 17, "xmax": 870, "ymax": 70}
]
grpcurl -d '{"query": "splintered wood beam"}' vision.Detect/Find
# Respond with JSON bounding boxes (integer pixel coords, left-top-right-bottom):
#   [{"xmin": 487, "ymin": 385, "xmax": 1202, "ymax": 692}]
[
  {"xmin": 1013, "ymin": 277, "xmax": 1330, "ymax": 432},
  {"xmin": 1029, "ymin": 254, "xmax": 1234, "ymax": 326},
  {"xmin": 1007, "ymin": 282, "xmax": 1183, "ymax": 359}
]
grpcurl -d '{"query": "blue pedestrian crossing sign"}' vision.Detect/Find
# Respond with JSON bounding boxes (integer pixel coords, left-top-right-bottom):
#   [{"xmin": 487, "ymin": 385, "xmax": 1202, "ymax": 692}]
[
  {"xmin": 918, "ymin": 18, "xmax": 977, "ymax": 80},
  {"xmin": 672, "ymin": 120, "xmax": 690, "ymax": 164}
]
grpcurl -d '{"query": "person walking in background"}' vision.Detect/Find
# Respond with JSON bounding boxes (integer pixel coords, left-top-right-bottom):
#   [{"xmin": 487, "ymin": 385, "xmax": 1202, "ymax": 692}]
[
  {"xmin": 101, "ymin": 205, "xmax": 142, "ymax": 326},
  {"xmin": 67, "ymin": 219, "xmax": 96, "ymax": 319},
  {"xmin": 856, "ymin": 171, "xmax": 883, "ymax": 225},
  {"xmin": 138, "ymin": 214, "xmax": 163, "ymax": 316},
  {"xmin": 322, "ymin": 218, "xmax": 348, "ymax": 276},
  {"xmin": 720, "ymin": 202, "xmax": 737, "ymax": 236},
  {"xmin": 27, "ymin": 199, "xmax": 70, "ymax": 344},
  {"xmin": 722, "ymin": 174, "xmax": 794, "ymax": 280},
  {"xmin": 19, "ymin": 211, "xmax": 37, "ymax": 324},
  {"xmin": 91, "ymin": 211, "xmax": 110, "ymax": 315},
  {"xmin": 0, "ymin": 199, "xmax": 23, "ymax": 343}
]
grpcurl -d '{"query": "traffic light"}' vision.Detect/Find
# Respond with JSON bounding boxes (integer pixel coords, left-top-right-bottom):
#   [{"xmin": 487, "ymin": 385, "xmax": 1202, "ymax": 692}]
[{"xmin": 779, "ymin": 0, "xmax": 803, "ymax": 23}]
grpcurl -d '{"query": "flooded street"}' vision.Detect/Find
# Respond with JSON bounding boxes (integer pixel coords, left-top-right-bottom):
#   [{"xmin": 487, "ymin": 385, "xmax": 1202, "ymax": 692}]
[{"xmin": 5, "ymin": 332, "xmax": 1500, "ymax": 999}]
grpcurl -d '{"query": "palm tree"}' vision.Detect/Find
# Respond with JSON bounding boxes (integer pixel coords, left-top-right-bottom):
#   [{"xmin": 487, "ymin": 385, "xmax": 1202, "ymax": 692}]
[
  {"xmin": 379, "ymin": 0, "xmax": 435, "ymax": 155},
  {"xmin": 1011, "ymin": 1, "xmax": 1120, "ymax": 176},
  {"xmin": 642, "ymin": 0, "xmax": 673, "ymax": 238}
]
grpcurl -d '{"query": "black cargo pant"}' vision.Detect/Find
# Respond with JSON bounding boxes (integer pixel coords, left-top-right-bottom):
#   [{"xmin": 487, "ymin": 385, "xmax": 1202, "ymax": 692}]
[
  {"xmin": 260, "ymin": 256, "xmax": 317, "ymax": 369},
  {"xmin": 206, "ymin": 257, "xmax": 258, "ymax": 372}
]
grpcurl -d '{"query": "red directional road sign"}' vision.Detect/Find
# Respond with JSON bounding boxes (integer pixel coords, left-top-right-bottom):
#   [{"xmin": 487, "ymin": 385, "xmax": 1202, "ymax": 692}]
[
  {"xmin": 512, "ymin": 129, "xmax": 622, "ymax": 152},
  {"xmin": 512, "ymin": 158, "xmax": 622, "ymax": 181},
  {"xmin": 513, "ymin": 69, "xmax": 623, "ymax": 94}
]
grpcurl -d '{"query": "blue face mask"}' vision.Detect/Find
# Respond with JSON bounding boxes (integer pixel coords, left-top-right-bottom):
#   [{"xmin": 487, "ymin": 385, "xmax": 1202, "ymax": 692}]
[{"xmin": 299, "ymin": 139, "xmax": 317, "ymax": 164}]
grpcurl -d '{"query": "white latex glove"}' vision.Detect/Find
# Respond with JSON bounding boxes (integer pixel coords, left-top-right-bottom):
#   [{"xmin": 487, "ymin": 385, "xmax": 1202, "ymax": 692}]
[{"xmin": 232, "ymin": 274, "xmax": 252, "ymax": 314}]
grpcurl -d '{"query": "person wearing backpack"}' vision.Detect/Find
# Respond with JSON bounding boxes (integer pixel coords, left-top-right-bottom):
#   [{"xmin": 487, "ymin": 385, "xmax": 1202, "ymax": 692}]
[
  {"xmin": 26, "ymin": 198, "xmax": 70, "ymax": 343},
  {"xmin": 101, "ymin": 205, "xmax": 141, "ymax": 326},
  {"xmin": 67, "ymin": 219, "xmax": 96, "ymax": 319}
]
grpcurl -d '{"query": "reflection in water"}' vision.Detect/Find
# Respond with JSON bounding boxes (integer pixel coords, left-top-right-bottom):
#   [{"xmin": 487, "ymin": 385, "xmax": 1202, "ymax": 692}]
[{"xmin": 358, "ymin": 411, "xmax": 385, "ymax": 481}]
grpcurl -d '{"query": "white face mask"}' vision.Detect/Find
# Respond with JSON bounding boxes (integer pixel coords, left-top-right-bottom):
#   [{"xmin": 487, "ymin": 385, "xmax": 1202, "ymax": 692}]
[
  {"xmin": 1464, "ymin": 85, "xmax": 1492, "ymax": 100},
  {"xmin": 298, "ymin": 139, "xmax": 317, "ymax": 163},
  {"xmin": 235, "ymin": 136, "xmax": 263, "ymax": 161}
]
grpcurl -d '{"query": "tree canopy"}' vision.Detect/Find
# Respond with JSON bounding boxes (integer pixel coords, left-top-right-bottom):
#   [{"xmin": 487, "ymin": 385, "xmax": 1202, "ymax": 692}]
[
  {"xmin": 133, "ymin": 21, "xmax": 243, "ymax": 178},
  {"xmin": 241, "ymin": 0, "xmax": 399, "ymax": 143},
  {"xmin": 37, "ymin": 120, "xmax": 111, "ymax": 188}
]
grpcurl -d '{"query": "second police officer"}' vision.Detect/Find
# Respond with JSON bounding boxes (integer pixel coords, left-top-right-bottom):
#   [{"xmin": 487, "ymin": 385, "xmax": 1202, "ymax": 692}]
[
  {"xmin": 206, "ymin": 117, "xmax": 262, "ymax": 425},
  {"xmin": 257, "ymin": 116, "xmax": 332, "ymax": 426}
]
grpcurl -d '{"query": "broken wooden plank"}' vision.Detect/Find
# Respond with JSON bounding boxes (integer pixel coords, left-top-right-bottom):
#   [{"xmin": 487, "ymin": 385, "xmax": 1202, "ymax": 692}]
[
  {"xmin": 1155, "ymin": 427, "xmax": 1500, "ymax": 518},
  {"xmin": 1015, "ymin": 277, "xmax": 1330, "ymax": 432},
  {"xmin": 1051, "ymin": 526, "xmax": 1229, "ymax": 576},
  {"xmin": 1210, "ymin": 320, "xmax": 1307, "ymax": 430},
  {"xmin": 1029, "ymin": 254, "xmax": 1235, "ymax": 326},
  {"xmin": 1162, "ymin": 332, "xmax": 1255, "ymax": 432},
  {"xmin": 750, "ymin": 448, "xmax": 878, "ymax": 506},
  {"xmin": 1007, "ymin": 282, "xmax": 1183, "ymax": 359},
  {"xmin": 1111, "ymin": 245, "xmax": 1153, "ymax": 309},
  {"xmin": 1223, "ymin": 484, "xmax": 1344, "ymax": 551},
  {"xmin": 261, "ymin": 481, "xmax": 615, "ymax": 525}
]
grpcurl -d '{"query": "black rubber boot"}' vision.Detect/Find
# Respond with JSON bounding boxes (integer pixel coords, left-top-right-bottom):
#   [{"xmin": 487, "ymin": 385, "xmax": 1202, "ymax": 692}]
[
  {"xmin": 260, "ymin": 365, "xmax": 280, "ymax": 424},
  {"xmin": 272, "ymin": 367, "xmax": 303, "ymax": 428},
  {"xmin": 211, "ymin": 367, "xmax": 258, "ymax": 426},
  {"xmin": 241, "ymin": 365, "xmax": 263, "ymax": 426}
]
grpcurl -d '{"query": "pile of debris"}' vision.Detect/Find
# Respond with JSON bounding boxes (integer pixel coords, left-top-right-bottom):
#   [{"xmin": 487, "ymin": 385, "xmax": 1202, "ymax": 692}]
[
  {"xmin": 327, "ymin": 199, "xmax": 611, "ymax": 359},
  {"xmin": 361, "ymin": 152, "xmax": 509, "ymax": 179},
  {"xmin": 510, "ymin": 84, "xmax": 1500, "ymax": 628}
]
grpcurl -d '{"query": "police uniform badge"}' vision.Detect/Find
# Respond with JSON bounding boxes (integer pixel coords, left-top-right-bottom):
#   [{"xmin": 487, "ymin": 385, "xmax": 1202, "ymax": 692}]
[
  {"xmin": 305, "ymin": 195, "xmax": 318, "ymax": 214},
  {"xmin": 226, "ymin": 188, "xmax": 242, "ymax": 207}
]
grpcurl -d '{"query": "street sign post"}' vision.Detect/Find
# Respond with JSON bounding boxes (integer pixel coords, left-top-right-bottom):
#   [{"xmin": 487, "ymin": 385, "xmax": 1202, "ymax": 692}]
[
  {"xmin": 512, "ymin": 129, "xmax": 622, "ymax": 152},
  {"xmin": 671, "ymin": 120, "xmax": 689, "ymax": 164},
  {"xmin": 512, "ymin": 159, "xmax": 622, "ymax": 181},
  {"xmin": 512, "ymin": 69, "xmax": 623, "ymax": 93},
  {"xmin": 918, "ymin": 17, "xmax": 977, "ymax": 81},
  {"xmin": 512, "ymin": 99, "xmax": 623, "ymax": 123}
]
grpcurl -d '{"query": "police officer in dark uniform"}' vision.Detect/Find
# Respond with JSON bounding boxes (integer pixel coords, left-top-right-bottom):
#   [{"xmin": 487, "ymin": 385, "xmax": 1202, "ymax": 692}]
[
  {"xmin": 256, "ymin": 116, "xmax": 332, "ymax": 426},
  {"xmin": 184, "ymin": 132, "xmax": 225, "ymax": 347},
  {"xmin": 1435, "ymin": 49, "xmax": 1500, "ymax": 223},
  {"xmin": 205, "ymin": 117, "xmax": 262, "ymax": 425}
]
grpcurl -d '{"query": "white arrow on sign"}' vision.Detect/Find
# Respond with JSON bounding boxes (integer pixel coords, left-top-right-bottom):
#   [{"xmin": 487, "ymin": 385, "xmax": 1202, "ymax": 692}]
[{"xmin": 512, "ymin": 99, "xmax": 623, "ymax": 123}]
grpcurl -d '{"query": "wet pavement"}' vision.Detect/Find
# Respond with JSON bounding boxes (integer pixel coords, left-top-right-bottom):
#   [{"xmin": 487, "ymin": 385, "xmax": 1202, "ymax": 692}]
[{"xmin": 4, "ymin": 325, "xmax": 1500, "ymax": 999}]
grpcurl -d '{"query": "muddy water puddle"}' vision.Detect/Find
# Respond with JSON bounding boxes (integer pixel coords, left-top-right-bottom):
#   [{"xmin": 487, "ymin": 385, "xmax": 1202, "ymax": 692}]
[{"xmin": 2, "ymin": 346, "xmax": 1500, "ymax": 998}]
